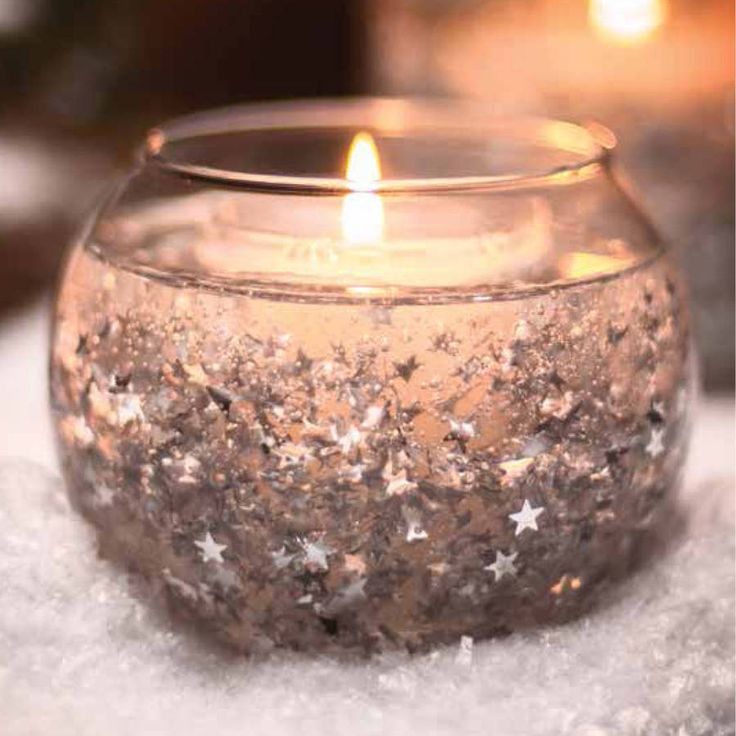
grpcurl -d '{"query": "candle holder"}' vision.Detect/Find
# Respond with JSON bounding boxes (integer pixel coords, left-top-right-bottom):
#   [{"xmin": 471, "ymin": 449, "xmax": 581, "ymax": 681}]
[{"xmin": 50, "ymin": 99, "xmax": 692, "ymax": 654}]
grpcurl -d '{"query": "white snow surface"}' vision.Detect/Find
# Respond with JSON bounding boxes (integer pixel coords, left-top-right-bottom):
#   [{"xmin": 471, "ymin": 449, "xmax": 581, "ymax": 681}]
[{"xmin": 0, "ymin": 303, "xmax": 734, "ymax": 736}]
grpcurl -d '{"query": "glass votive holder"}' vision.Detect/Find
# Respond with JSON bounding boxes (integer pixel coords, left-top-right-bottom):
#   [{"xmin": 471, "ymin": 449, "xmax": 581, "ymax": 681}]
[{"xmin": 50, "ymin": 99, "xmax": 693, "ymax": 654}]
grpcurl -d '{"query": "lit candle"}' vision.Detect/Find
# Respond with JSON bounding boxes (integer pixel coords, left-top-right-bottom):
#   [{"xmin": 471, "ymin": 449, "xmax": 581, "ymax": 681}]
[
  {"xmin": 341, "ymin": 131, "xmax": 384, "ymax": 246},
  {"xmin": 153, "ymin": 126, "xmax": 618, "ymax": 290},
  {"xmin": 51, "ymin": 101, "xmax": 692, "ymax": 654}
]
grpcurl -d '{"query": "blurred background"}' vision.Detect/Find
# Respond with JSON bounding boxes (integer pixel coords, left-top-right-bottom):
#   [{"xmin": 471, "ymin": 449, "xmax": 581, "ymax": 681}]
[{"xmin": 0, "ymin": 0, "xmax": 732, "ymax": 390}]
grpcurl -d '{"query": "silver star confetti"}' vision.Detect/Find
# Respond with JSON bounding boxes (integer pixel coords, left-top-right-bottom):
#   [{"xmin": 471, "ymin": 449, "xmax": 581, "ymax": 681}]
[
  {"xmin": 646, "ymin": 427, "xmax": 666, "ymax": 458},
  {"xmin": 299, "ymin": 538, "xmax": 333, "ymax": 571},
  {"xmin": 509, "ymin": 499, "xmax": 545, "ymax": 536},
  {"xmin": 485, "ymin": 550, "xmax": 518, "ymax": 581},
  {"xmin": 194, "ymin": 532, "xmax": 227, "ymax": 564}
]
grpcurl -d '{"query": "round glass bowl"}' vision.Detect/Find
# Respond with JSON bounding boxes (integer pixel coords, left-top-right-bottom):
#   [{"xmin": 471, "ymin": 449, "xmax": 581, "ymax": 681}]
[{"xmin": 50, "ymin": 99, "xmax": 692, "ymax": 654}]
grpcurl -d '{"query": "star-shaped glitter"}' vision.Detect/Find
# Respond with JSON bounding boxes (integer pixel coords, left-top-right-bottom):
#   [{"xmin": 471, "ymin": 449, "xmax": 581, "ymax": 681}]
[
  {"xmin": 194, "ymin": 531, "xmax": 227, "ymax": 564},
  {"xmin": 645, "ymin": 427, "xmax": 666, "ymax": 458},
  {"xmin": 299, "ymin": 538, "xmax": 333, "ymax": 571},
  {"xmin": 484, "ymin": 550, "xmax": 518, "ymax": 581},
  {"xmin": 508, "ymin": 499, "xmax": 545, "ymax": 535}
]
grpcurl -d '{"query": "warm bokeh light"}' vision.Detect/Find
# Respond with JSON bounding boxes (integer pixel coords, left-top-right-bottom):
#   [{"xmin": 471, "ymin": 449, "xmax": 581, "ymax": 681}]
[
  {"xmin": 589, "ymin": 0, "xmax": 667, "ymax": 44},
  {"xmin": 342, "ymin": 131, "xmax": 384, "ymax": 245}
]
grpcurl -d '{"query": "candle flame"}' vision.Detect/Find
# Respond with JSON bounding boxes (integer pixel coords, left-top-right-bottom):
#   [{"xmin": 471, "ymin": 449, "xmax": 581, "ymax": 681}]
[
  {"xmin": 342, "ymin": 132, "xmax": 384, "ymax": 246},
  {"xmin": 346, "ymin": 132, "xmax": 382, "ymax": 188},
  {"xmin": 589, "ymin": 0, "xmax": 667, "ymax": 44}
]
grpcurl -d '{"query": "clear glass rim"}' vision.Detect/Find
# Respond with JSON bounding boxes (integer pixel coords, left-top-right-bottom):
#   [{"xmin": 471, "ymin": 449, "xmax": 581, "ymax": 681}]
[{"xmin": 142, "ymin": 97, "xmax": 616, "ymax": 195}]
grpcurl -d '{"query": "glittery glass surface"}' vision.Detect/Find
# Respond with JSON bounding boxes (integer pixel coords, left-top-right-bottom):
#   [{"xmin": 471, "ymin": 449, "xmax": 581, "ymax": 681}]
[
  {"xmin": 50, "ymin": 243, "xmax": 691, "ymax": 653},
  {"xmin": 49, "ymin": 104, "xmax": 693, "ymax": 653}
]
